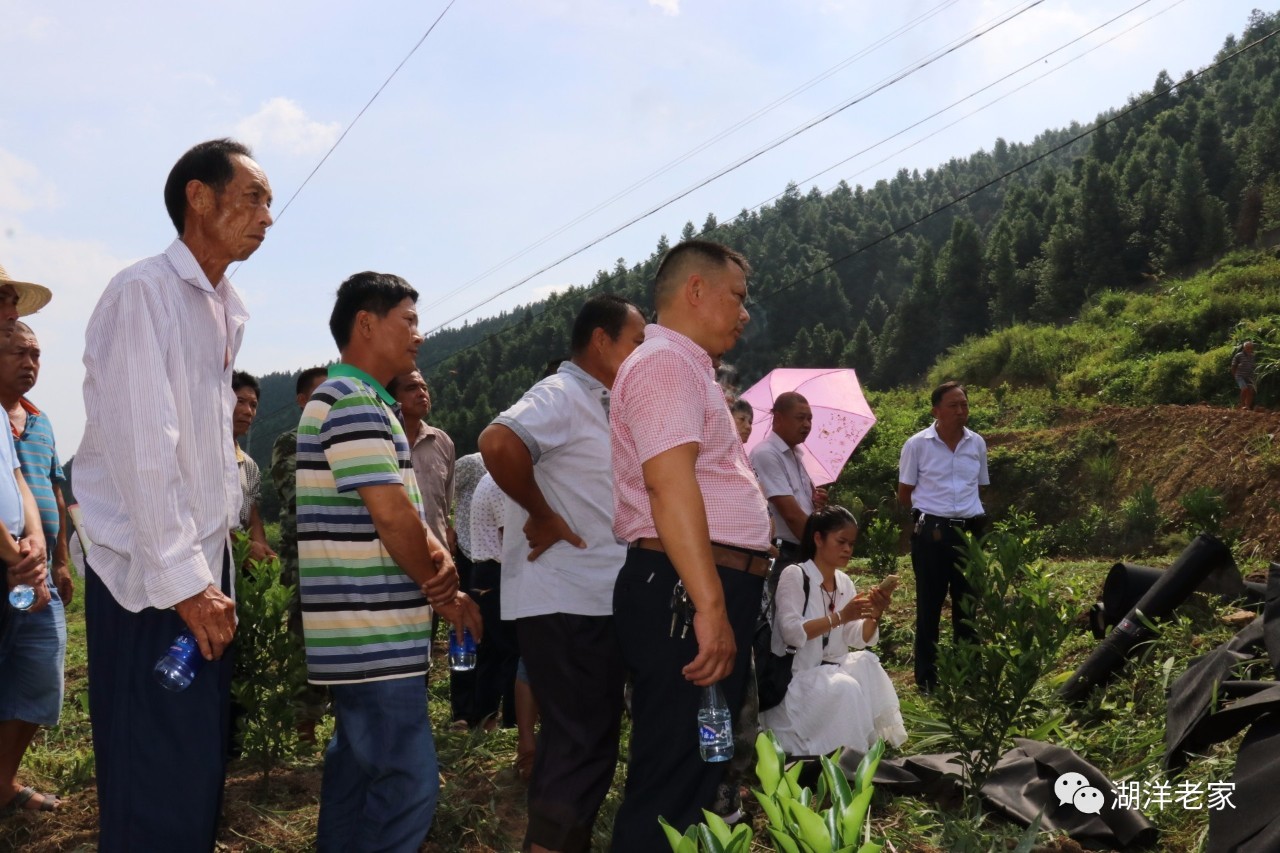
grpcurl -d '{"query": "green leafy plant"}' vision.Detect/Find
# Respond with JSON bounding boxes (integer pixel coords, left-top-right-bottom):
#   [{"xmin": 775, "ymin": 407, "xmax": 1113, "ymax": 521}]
[
  {"xmin": 660, "ymin": 731, "xmax": 886, "ymax": 853},
  {"xmin": 1179, "ymin": 485, "xmax": 1226, "ymax": 536},
  {"xmin": 858, "ymin": 511, "xmax": 900, "ymax": 576},
  {"xmin": 931, "ymin": 516, "xmax": 1071, "ymax": 819},
  {"xmin": 1120, "ymin": 483, "xmax": 1164, "ymax": 551},
  {"xmin": 230, "ymin": 533, "xmax": 308, "ymax": 793}
]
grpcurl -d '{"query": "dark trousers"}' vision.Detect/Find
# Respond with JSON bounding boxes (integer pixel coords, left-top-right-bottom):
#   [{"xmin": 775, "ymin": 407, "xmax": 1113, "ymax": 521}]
[
  {"xmin": 86, "ymin": 553, "xmax": 234, "ymax": 853},
  {"xmin": 471, "ymin": 559, "xmax": 518, "ymax": 726},
  {"xmin": 910, "ymin": 523, "xmax": 977, "ymax": 690},
  {"xmin": 518, "ymin": 613, "xmax": 624, "ymax": 853},
  {"xmin": 610, "ymin": 548, "xmax": 762, "ymax": 853},
  {"xmin": 448, "ymin": 553, "xmax": 478, "ymax": 723}
]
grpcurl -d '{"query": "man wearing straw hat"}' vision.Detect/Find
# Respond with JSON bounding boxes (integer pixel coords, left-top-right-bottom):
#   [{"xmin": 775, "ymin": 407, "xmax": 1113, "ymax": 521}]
[
  {"xmin": 76, "ymin": 138, "xmax": 272, "ymax": 852},
  {"xmin": 0, "ymin": 267, "xmax": 57, "ymax": 815}
]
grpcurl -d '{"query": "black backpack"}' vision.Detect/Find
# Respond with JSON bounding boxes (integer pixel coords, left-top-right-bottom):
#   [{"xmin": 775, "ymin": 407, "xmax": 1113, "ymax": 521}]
[{"xmin": 753, "ymin": 571, "xmax": 810, "ymax": 712}]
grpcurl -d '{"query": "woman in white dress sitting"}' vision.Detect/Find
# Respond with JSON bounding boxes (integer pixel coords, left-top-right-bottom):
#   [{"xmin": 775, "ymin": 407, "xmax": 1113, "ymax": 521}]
[{"xmin": 760, "ymin": 506, "xmax": 908, "ymax": 757}]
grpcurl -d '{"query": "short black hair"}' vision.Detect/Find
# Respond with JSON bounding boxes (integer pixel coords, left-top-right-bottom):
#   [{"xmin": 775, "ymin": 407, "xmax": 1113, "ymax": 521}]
[
  {"xmin": 328, "ymin": 271, "xmax": 420, "ymax": 350},
  {"xmin": 163, "ymin": 139, "xmax": 253, "ymax": 235},
  {"xmin": 296, "ymin": 366, "xmax": 328, "ymax": 396},
  {"xmin": 730, "ymin": 398, "xmax": 754, "ymax": 420},
  {"xmin": 799, "ymin": 505, "xmax": 859, "ymax": 563},
  {"xmin": 931, "ymin": 381, "xmax": 967, "ymax": 408},
  {"xmin": 386, "ymin": 371, "xmax": 427, "ymax": 398},
  {"xmin": 232, "ymin": 370, "xmax": 260, "ymax": 398},
  {"xmin": 653, "ymin": 239, "xmax": 751, "ymax": 308},
  {"xmin": 570, "ymin": 294, "xmax": 639, "ymax": 354}
]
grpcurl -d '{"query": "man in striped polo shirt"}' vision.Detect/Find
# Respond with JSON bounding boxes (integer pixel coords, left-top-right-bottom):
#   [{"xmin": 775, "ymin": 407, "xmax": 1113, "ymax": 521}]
[
  {"xmin": 0, "ymin": 319, "xmax": 65, "ymax": 815},
  {"xmin": 298, "ymin": 271, "xmax": 481, "ymax": 852}
]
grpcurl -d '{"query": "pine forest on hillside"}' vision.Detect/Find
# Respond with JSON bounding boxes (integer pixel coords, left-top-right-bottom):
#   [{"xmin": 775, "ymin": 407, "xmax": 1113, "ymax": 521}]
[{"xmin": 246, "ymin": 10, "xmax": 1280, "ymax": 518}]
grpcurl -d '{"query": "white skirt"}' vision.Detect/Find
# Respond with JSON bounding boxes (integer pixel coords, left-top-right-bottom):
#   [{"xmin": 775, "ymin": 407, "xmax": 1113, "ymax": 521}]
[{"xmin": 759, "ymin": 649, "xmax": 908, "ymax": 758}]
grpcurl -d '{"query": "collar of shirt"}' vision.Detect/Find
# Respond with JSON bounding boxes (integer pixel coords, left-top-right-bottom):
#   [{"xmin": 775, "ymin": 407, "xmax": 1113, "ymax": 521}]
[
  {"xmin": 164, "ymin": 238, "xmax": 250, "ymax": 322},
  {"xmin": 558, "ymin": 360, "xmax": 610, "ymax": 413},
  {"xmin": 644, "ymin": 324, "xmax": 713, "ymax": 374},
  {"xmin": 328, "ymin": 363, "xmax": 396, "ymax": 406},
  {"xmin": 923, "ymin": 421, "xmax": 974, "ymax": 446},
  {"xmin": 762, "ymin": 428, "xmax": 806, "ymax": 461},
  {"xmin": 9, "ymin": 398, "xmax": 39, "ymax": 440}
]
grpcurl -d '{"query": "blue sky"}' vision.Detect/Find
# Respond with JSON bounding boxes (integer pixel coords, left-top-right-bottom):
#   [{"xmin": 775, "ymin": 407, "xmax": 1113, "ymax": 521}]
[{"xmin": 0, "ymin": 0, "xmax": 1261, "ymax": 452}]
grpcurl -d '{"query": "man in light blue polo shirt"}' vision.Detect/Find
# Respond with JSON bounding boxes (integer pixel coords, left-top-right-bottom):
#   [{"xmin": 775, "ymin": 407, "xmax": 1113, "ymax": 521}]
[
  {"xmin": 478, "ymin": 294, "xmax": 645, "ymax": 853},
  {"xmin": 0, "ymin": 278, "xmax": 55, "ymax": 815}
]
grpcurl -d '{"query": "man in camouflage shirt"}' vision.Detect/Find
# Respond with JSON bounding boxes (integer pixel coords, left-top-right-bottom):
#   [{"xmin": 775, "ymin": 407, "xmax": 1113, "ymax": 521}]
[{"xmin": 270, "ymin": 366, "xmax": 328, "ymax": 736}]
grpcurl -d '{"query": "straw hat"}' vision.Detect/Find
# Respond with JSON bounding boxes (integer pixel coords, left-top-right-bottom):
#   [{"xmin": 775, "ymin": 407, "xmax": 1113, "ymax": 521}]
[{"xmin": 0, "ymin": 263, "xmax": 52, "ymax": 316}]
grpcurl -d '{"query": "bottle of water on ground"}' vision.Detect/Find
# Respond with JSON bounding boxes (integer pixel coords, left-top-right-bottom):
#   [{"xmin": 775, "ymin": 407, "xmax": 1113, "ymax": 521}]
[
  {"xmin": 154, "ymin": 628, "xmax": 205, "ymax": 692},
  {"xmin": 8, "ymin": 584, "xmax": 35, "ymax": 610},
  {"xmin": 448, "ymin": 627, "xmax": 477, "ymax": 671},
  {"xmin": 698, "ymin": 682, "xmax": 734, "ymax": 762}
]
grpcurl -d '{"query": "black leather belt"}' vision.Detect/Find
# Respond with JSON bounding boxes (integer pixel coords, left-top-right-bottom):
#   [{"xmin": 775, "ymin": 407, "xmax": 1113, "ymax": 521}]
[
  {"xmin": 629, "ymin": 538, "xmax": 771, "ymax": 578},
  {"xmin": 917, "ymin": 512, "xmax": 986, "ymax": 532}
]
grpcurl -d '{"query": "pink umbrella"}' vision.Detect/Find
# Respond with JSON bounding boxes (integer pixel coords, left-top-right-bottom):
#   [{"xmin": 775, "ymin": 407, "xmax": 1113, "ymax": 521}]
[{"xmin": 740, "ymin": 368, "xmax": 877, "ymax": 485}]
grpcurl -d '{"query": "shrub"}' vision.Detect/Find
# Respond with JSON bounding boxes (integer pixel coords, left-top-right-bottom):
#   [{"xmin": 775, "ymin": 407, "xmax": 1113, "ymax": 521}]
[
  {"xmin": 931, "ymin": 515, "xmax": 1071, "ymax": 815},
  {"xmin": 1179, "ymin": 485, "xmax": 1226, "ymax": 537},
  {"xmin": 230, "ymin": 533, "xmax": 308, "ymax": 792}
]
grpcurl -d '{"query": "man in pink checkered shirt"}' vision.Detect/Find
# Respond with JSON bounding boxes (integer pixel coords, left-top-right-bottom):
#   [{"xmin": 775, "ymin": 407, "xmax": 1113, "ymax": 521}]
[{"xmin": 609, "ymin": 239, "xmax": 771, "ymax": 852}]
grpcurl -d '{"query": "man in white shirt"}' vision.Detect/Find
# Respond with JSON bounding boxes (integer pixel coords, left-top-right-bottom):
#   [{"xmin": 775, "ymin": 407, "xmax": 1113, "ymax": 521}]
[
  {"xmin": 77, "ymin": 139, "xmax": 272, "ymax": 852},
  {"xmin": 478, "ymin": 294, "xmax": 645, "ymax": 853},
  {"xmin": 749, "ymin": 391, "xmax": 827, "ymax": 568},
  {"xmin": 896, "ymin": 381, "xmax": 990, "ymax": 693}
]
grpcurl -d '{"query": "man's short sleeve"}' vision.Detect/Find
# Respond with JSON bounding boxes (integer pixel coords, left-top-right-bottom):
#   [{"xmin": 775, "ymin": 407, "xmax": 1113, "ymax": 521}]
[
  {"xmin": 493, "ymin": 379, "xmax": 570, "ymax": 464},
  {"xmin": 319, "ymin": 386, "xmax": 402, "ymax": 494},
  {"xmin": 750, "ymin": 444, "xmax": 793, "ymax": 500},
  {"xmin": 897, "ymin": 435, "xmax": 919, "ymax": 486},
  {"xmin": 617, "ymin": 349, "xmax": 704, "ymax": 465},
  {"xmin": 977, "ymin": 436, "xmax": 990, "ymax": 487}
]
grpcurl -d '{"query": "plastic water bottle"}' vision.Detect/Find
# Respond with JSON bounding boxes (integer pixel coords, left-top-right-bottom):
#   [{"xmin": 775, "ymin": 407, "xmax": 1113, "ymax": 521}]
[
  {"xmin": 448, "ymin": 627, "xmax": 477, "ymax": 671},
  {"xmin": 698, "ymin": 683, "xmax": 734, "ymax": 762},
  {"xmin": 154, "ymin": 629, "xmax": 205, "ymax": 692},
  {"xmin": 7, "ymin": 584, "xmax": 35, "ymax": 610}
]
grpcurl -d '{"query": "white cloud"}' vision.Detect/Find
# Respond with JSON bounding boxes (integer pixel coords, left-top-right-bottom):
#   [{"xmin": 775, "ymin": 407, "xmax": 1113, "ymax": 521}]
[
  {"xmin": 235, "ymin": 97, "xmax": 341, "ymax": 158},
  {"xmin": 530, "ymin": 282, "xmax": 571, "ymax": 300},
  {"xmin": 0, "ymin": 149, "xmax": 57, "ymax": 213},
  {"xmin": 649, "ymin": 0, "xmax": 680, "ymax": 16}
]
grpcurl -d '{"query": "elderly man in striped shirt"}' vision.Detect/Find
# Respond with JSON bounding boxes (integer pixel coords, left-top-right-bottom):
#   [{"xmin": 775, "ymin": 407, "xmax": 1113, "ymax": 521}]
[{"xmin": 609, "ymin": 240, "xmax": 771, "ymax": 852}]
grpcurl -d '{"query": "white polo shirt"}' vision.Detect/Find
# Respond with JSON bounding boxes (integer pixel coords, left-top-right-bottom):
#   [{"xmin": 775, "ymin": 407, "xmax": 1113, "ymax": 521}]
[
  {"xmin": 749, "ymin": 430, "xmax": 814, "ymax": 544},
  {"xmin": 492, "ymin": 361, "xmax": 625, "ymax": 619},
  {"xmin": 898, "ymin": 422, "xmax": 989, "ymax": 519}
]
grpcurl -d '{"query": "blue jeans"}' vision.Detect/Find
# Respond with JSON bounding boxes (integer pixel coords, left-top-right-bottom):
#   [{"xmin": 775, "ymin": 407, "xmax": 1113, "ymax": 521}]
[{"xmin": 319, "ymin": 677, "xmax": 439, "ymax": 853}]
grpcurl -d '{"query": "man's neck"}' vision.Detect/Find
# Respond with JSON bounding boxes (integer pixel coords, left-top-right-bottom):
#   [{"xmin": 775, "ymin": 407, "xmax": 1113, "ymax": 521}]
[
  {"xmin": 339, "ymin": 353, "xmax": 394, "ymax": 389},
  {"xmin": 402, "ymin": 414, "xmax": 423, "ymax": 440},
  {"xmin": 656, "ymin": 313, "xmax": 714, "ymax": 358},
  {"xmin": 2, "ymin": 396, "xmax": 23, "ymax": 418},
  {"xmin": 572, "ymin": 354, "xmax": 613, "ymax": 389},
  {"xmin": 180, "ymin": 234, "xmax": 230, "ymax": 287},
  {"xmin": 935, "ymin": 422, "xmax": 965, "ymax": 445}
]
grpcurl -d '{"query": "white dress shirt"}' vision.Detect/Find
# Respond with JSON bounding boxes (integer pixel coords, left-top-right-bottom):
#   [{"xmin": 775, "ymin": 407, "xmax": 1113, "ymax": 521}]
[
  {"xmin": 77, "ymin": 239, "xmax": 249, "ymax": 612},
  {"xmin": 750, "ymin": 430, "xmax": 815, "ymax": 544},
  {"xmin": 897, "ymin": 422, "xmax": 989, "ymax": 518},
  {"xmin": 469, "ymin": 473, "xmax": 506, "ymax": 564}
]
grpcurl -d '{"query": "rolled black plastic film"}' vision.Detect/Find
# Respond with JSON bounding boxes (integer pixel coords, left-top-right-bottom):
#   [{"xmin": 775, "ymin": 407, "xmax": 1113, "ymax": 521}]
[{"xmin": 1060, "ymin": 534, "xmax": 1235, "ymax": 703}]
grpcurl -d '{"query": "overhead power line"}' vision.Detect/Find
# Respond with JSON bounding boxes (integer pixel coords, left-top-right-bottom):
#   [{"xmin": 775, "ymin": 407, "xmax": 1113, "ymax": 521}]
[
  {"xmin": 424, "ymin": 0, "xmax": 1048, "ymax": 334},
  {"xmin": 418, "ymin": 0, "xmax": 967, "ymax": 313},
  {"xmin": 233, "ymin": 0, "xmax": 458, "ymax": 282},
  {"xmin": 414, "ymin": 21, "xmax": 1277, "ymax": 382}
]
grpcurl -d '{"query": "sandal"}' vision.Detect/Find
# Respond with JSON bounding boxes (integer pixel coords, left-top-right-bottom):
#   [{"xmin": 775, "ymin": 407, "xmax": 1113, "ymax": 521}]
[{"xmin": 8, "ymin": 786, "xmax": 59, "ymax": 813}]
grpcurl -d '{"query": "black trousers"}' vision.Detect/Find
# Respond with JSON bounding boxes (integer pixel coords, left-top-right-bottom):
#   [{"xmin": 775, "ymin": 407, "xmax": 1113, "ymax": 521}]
[
  {"xmin": 471, "ymin": 559, "xmax": 518, "ymax": 726},
  {"xmin": 610, "ymin": 548, "xmax": 762, "ymax": 853},
  {"xmin": 86, "ymin": 552, "xmax": 234, "ymax": 853},
  {"xmin": 910, "ymin": 521, "xmax": 978, "ymax": 690},
  {"xmin": 518, "ymin": 612, "xmax": 624, "ymax": 853}
]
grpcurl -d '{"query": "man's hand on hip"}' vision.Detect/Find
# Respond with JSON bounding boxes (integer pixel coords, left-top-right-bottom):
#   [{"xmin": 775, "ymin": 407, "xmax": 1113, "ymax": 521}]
[
  {"xmin": 524, "ymin": 509, "xmax": 586, "ymax": 561},
  {"xmin": 683, "ymin": 606, "xmax": 736, "ymax": 686},
  {"xmin": 175, "ymin": 584, "xmax": 237, "ymax": 661}
]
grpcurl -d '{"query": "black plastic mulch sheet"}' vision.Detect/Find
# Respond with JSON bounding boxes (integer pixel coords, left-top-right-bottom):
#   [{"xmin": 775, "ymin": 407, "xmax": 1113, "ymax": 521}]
[
  {"xmin": 835, "ymin": 738, "xmax": 1157, "ymax": 849},
  {"xmin": 1162, "ymin": 562, "xmax": 1280, "ymax": 851}
]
